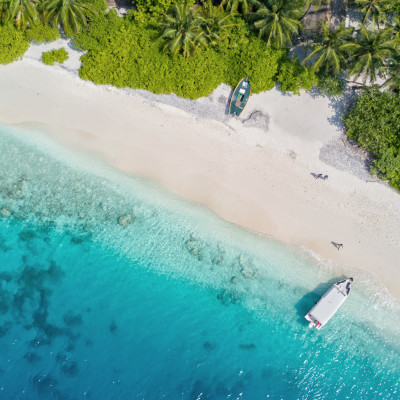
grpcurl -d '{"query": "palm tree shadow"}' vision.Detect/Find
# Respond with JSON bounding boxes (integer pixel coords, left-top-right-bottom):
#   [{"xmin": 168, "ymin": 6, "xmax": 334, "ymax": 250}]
[
  {"xmin": 294, "ymin": 277, "xmax": 346, "ymax": 325},
  {"xmin": 327, "ymin": 87, "xmax": 358, "ymax": 129}
]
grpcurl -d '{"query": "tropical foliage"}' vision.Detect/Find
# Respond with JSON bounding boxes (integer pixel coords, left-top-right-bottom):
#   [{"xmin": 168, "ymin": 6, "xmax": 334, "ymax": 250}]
[
  {"xmin": 248, "ymin": 0, "xmax": 303, "ymax": 48},
  {"xmin": 41, "ymin": 0, "xmax": 98, "ymax": 35},
  {"xmin": 302, "ymin": 21, "xmax": 353, "ymax": 75},
  {"xmin": 342, "ymin": 25, "xmax": 399, "ymax": 83},
  {"xmin": 277, "ymin": 57, "xmax": 318, "ymax": 94},
  {"xmin": 387, "ymin": 16, "xmax": 400, "ymax": 40},
  {"xmin": 74, "ymin": 10, "xmax": 315, "ymax": 98},
  {"xmin": 158, "ymin": 3, "xmax": 205, "ymax": 58},
  {"xmin": 199, "ymin": 6, "xmax": 235, "ymax": 46},
  {"xmin": 25, "ymin": 20, "xmax": 60, "ymax": 42},
  {"xmin": 41, "ymin": 47, "xmax": 68, "ymax": 64},
  {"xmin": 343, "ymin": 88, "xmax": 400, "ymax": 189},
  {"xmin": 220, "ymin": 0, "xmax": 253, "ymax": 15},
  {"xmin": 0, "ymin": 0, "xmax": 38, "ymax": 29},
  {"xmin": 354, "ymin": 0, "xmax": 390, "ymax": 27},
  {"xmin": 0, "ymin": 23, "xmax": 29, "ymax": 63},
  {"xmin": 0, "ymin": 0, "xmax": 100, "ymax": 33},
  {"xmin": 381, "ymin": 55, "xmax": 400, "ymax": 92},
  {"xmin": 316, "ymin": 73, "xmax": 346, "ymax": 96}
]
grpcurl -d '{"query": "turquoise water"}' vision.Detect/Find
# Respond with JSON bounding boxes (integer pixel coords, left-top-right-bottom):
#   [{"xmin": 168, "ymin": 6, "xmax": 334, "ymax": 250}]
[{"xmin": 0, "ymin": 124, "xmax": 400, "ymax": 400}]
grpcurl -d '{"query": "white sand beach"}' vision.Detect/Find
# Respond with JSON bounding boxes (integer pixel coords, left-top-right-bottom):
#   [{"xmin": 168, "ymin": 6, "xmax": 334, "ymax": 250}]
[{"xmin": 1, "ymin": 41, "xmax": 400, "ymax": 300}]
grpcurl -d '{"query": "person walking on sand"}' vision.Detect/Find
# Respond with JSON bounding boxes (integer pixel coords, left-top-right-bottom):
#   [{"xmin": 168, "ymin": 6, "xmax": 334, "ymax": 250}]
[
  {"xmin": 323, "ymin": 175, "xmax": 328, "ymax": 181},
  {"xmin": 337, "ymin": 243, "xmax": 343, "ymax": 250},
  {"xmin": 316, "ymin": 173, "xmax": 323, "ymax": 179}
]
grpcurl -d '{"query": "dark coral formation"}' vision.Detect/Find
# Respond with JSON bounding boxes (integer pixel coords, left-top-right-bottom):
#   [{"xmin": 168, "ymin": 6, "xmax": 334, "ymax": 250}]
[
  {"xmin": 109, "ymin": 320, "xmax": 117, "ymax": 333},
  {"xmin": 63, "ymin": 312, "xmax": 83, "ymax": 327},
  {"xmin": 24, "ymin": 351, "xmax": 41, "ymax": 363}
]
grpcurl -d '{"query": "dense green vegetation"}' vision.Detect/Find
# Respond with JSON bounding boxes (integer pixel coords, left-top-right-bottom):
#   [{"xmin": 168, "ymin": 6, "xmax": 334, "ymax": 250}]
[
  {"xmin": 75, "ymin": 10, "xmax": 310, "ymax": 98},
  {"xmin": 25, "ymin": 21, "xmax": 61, "ymax": 42},
  {"xmin": 41, "ymin": 47, "xmax": 69, "ymax": 64},
  {"xmin": 0, "ymin": 24, "xmax": 29, "ymax": 64},
  {"xmin": 344, "ymin": 89, "xmax": 400, "ymax": 190}
]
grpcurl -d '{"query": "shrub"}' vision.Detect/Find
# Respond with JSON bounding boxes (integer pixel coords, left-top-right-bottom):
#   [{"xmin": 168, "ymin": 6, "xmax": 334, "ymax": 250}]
[
  {"xmin": 25, "ymin": 22, "xmax": 60, "ymax": 43},
  {"xmin": 344, "ymin": 88, "xmax": 400, "ymax": 152},
  {"xmin": 222, "ymin": 36, "xmax": 282, "ymax": 93},
  {"xmin": 277, "ymin": 57, "xmax": 318, "ymax": 95},
  {"xmin": 0, "ymin": 24, "xmax": 29, "ymax": 64},
  {"xmin": 372, "ymin": 147, "xmax": 400, "ymax": 189},
  {"xmin": 41, "ymin": 48, "xmax": 69, "ymax": 65},
  {"xmin": 316, "ymin": 73, "xmax": 346, "ymax": 97},
  {"xmin": 74, "ymin": 9, "xmax": 124, "ymax": 52},
  {"xmin": 343, "ymin": 88, "xmax": 400, "ymax": 190},
  {"xmin": 76, "ymin": 13, "xmax": 287, "ymax": 98},
  {"xmin": 87, "ymin": 0, "xmax": 107, "ymax": 15}
]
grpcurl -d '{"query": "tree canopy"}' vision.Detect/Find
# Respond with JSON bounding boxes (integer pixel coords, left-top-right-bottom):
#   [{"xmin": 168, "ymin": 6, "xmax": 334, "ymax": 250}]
[
  {"xmin": 249, "ymin": 0, "xmax": 303, "ymax": 48},
  {"xmin": 344, "ymin": 88, "xmax": 400, "ymax": 189}
]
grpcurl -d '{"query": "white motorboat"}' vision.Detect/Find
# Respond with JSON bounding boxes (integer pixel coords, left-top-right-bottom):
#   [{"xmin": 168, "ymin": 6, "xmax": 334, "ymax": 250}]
[{"xmin": 305, "ymin": 278, "xmax": 353, "ymax": 330}]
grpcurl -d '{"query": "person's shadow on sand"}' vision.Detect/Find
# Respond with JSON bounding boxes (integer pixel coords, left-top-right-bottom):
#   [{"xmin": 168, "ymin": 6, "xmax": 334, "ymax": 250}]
[{"xmin": 294, "ymin": 277, "xmax": 346, "ymax": 325}]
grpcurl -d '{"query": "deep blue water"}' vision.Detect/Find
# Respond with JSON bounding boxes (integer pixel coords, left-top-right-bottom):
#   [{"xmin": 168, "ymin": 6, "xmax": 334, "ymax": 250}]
[{"xmin": 0, "ymin": 124, "xmax": 400, "ymax": 399}]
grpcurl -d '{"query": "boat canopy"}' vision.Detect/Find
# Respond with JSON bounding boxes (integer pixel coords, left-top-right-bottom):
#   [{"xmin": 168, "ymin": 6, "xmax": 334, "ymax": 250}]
[{"xmin": 308, "ymin": 283, "xmax": 348, "ymax": 325}]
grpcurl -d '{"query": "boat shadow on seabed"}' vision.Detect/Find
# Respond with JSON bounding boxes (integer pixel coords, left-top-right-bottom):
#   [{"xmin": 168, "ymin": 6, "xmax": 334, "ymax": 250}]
[{"xmin": 294, "ymin": 277, "xmax": 347, "ymax": 326}]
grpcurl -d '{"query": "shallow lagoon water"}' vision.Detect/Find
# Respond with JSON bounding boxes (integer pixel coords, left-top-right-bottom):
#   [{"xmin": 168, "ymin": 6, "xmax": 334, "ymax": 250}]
[{"xmin": 0, "ymin": 124, "xmax": 400, "ymax": 399}]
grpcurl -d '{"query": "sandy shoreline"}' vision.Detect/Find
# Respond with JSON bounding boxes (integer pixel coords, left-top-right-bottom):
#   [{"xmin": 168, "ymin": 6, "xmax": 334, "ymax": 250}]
[{"xmin": 1, "ymin": 42, "xmax": 400, "ymax": 300}]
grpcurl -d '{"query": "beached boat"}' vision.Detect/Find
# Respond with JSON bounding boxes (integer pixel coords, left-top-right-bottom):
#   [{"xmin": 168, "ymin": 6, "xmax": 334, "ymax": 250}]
[
  {"xmin": 305, "ymin": 278, "xmax": 353, "ymax": 330},
  {"xmin": 229, "ymin": 77, "xmax": 251, "ymax": 116}
]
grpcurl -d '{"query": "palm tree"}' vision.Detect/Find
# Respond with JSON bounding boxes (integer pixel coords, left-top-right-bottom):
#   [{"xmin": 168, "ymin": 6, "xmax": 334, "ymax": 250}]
[
  {"xmin": 354, "ymin": 0, "xmax": 390, "ymax": 27},
  {"xmin": 302, "ymin": 21, "xmax": 353, "ymax": 75},
  {"xmin": 387, "ymin": 16, "xmax": 400, "ymax": 40},
  {"xmin": 381, "ymin": 55, "xmax": 400, "ymax": 92},
  {"xmin": 0, "ymin": 0, "xmax": 38, "ymax": 29},
  {"xmin": 41, "ymin": 0, "xmax": 97, "ymax": 35},
  {"xmin": 342, "ymin": 25, "xmax": 399, "ymax": 83},
  {"xmin": 158, "ymin": 3, "xmax": 206, "ymax": 58},
  {"xmin": 199, "ymin": 6, "xmax": 235, "ymax": 46},
  {"xmin": 249, "ymin": 0, "xmax": 303, "ymax": 48},
  {"xmin": 220, "ymin": 0, "xmax": 253, "ymax": 15}
]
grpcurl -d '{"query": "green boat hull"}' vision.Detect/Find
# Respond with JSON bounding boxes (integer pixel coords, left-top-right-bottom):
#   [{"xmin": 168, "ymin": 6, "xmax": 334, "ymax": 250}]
[{"xmin": 229, "ymin": 77, "xmax": 251, "ymax": 116}]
